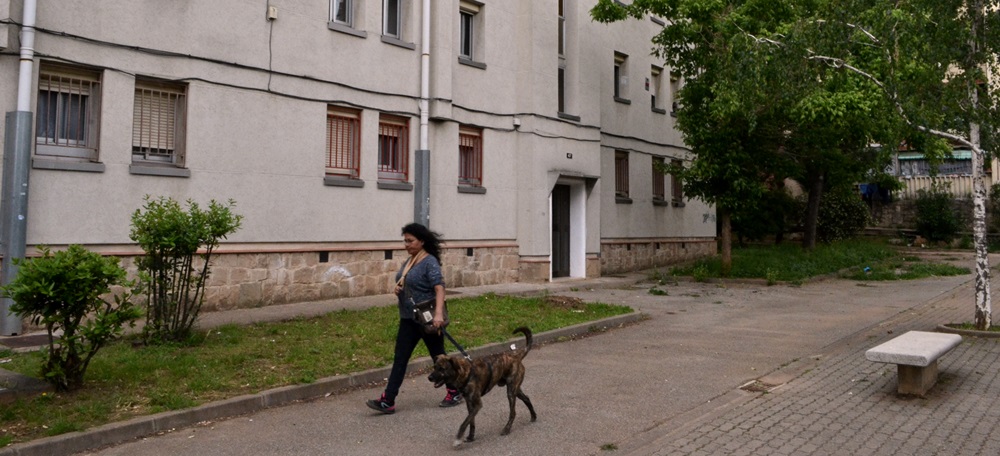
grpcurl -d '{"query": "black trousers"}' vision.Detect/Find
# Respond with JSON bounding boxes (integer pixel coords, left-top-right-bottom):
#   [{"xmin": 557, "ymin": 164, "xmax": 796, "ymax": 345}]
[{"xmin": 384, "ymin": 318, "xmax": 447, "ymax": 402}]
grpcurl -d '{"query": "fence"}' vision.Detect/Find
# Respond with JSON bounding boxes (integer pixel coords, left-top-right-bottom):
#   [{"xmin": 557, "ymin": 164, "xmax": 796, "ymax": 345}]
[{"xmin": 896, "ymin": 175, "xmax": 995, "ymax": 199}]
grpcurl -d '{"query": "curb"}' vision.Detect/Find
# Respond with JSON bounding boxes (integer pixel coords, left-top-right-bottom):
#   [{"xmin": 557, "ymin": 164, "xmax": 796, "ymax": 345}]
[{"xmin": 0, "ymin": 311, "xmax": 644, "ymax": 456}]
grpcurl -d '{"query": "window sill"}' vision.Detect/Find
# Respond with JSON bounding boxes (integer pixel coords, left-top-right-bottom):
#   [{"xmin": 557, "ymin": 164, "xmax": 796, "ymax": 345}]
[
  {"xmin": 671, "ymin": 111, "xmax": 678, "ymax": 117},
  {"xmin": 653, "ymin": 199, "xmax": 670, "ymax": 207},
  {"xmin": 616, "ymin": 196, "xmax": 633, "ymax": 204},
  {"xmin": 324, "ymin": 176, "xmax": 364, "ymax": 187},
  {"xmin": 32, "ymin": 157, "xmax": 105, "ymax": 173},
  {"xmin": 377, "ymin": 181, "xmax": 414, "ymax": 191},
  {"xmin": 381, "ymin": 35, "xmax": 416, "ymax": 50},
  {"xmin": 557, "ymin": 112, "xmax": 581, "ymax": 122},
  {"xmin": 458, "ymin": 57, "xmax": 487, "ymax": 70},
  {"xmin": 129, "ymin": 164, "xmax": 191, "ymax": 178},
  {"xmin": 328, "ymin": 21, "xmax": 368, "ymax": 39},
  {"xmin": 652, "ymin": 107, "xmax": 667, "ymax": 115},
  {"xmin": 458, "ymin": 185, "xmax": 486, "ymax": 194},
  {"xmin": 614, "ymin": 96, "xmax": 632, "ymax": 105},
  {"xmin": 672, "ymin": 200, "xmax": 686, "ymax": 208}
]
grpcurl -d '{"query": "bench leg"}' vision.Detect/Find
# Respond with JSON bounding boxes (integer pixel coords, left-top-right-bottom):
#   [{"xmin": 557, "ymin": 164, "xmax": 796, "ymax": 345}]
[{"xmin": 897, "ymin": 361, "xmax": 938, "ymax": 396}]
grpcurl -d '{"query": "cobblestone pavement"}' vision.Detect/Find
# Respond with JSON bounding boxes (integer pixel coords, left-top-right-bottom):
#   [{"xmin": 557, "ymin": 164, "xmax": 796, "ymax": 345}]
[{"xmin": 626, "ymin": 279, "xmax": 1000, "ymax": 456}]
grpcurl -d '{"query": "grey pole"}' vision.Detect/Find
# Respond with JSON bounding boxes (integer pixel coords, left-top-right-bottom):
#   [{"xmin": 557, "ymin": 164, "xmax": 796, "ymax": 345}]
[
  {"xmin": 0, "ymin": 112, "xmax": 32, "ymax": 335},
  {"xmin": 414, "ymin": 149, "xmax": 430, "ymax": 227}
]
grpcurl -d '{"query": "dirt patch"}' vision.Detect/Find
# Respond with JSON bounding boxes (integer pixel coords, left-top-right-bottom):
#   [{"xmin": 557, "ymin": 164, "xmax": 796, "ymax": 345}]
[{"xmin": 544, "ymin": 295, "xmax": 586, "ymax": 310}]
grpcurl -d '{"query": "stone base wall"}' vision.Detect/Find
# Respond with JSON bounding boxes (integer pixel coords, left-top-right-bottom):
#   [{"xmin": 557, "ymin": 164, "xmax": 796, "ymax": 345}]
[
  {"xmin": 600, "ymin": 238, "xmax": 716, "ymax": 275},
  {"xmin": 118, "ymin": 246, "xmax": 521, "ymax": 312}
]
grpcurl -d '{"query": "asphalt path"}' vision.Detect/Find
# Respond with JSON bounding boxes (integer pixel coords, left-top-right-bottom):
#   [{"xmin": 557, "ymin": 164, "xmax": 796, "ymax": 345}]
[{"xmin": 78, "ymin": 272, "xmax": 972, "ymax": 456}]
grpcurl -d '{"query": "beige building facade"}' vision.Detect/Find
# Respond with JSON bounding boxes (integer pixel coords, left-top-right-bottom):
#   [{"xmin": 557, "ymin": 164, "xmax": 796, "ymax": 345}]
[{"xmin": 0, "ymin": 0, "xmax": 715, "ymax": 311}]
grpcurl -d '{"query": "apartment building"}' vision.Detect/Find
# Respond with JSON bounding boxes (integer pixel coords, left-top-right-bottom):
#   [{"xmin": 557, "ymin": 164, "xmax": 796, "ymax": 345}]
[{"xmin": 0, "ymin": 0, "xmax": 715, "ymax": 312}]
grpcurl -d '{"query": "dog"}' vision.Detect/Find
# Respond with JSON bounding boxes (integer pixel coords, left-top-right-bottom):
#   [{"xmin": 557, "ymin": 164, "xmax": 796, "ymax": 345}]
[{"xmin": 428, "ymin": 327, "xmax": 537, "ymax": 446}]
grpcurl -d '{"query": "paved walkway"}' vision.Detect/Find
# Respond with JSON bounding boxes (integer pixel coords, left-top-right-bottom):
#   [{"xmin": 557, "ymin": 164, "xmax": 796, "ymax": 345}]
[{"xmin": 3, "ymin": 256, "xmax": 1000, "ymax": 456}]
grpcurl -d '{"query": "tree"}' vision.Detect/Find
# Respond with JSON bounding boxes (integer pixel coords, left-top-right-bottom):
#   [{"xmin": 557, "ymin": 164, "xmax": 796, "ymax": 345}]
[
  {"xmin": 1, "ymin": 246, "xmax": 141, "ymax": 391},
  {"xmin": 591, "ymin": 0, "xmax": 897, "ymax": 268},
  {"xmin": 786, "ymin": 0, "xmax": 1000, "ymax": 328},
  {"xmin": 130, "ymin": 196, "xmax": 243, "ymax": 343}
]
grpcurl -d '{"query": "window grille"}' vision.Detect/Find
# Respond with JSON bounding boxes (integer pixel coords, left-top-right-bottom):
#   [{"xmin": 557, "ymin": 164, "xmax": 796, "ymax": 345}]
[
  {"xmin": 133, "ymin": 80, "xmax": 186, "ymax": 165},
  {"xmin": 671, "ymin": 159, "xmax": 684, "ymax": 204},
  {"xmin": 558, "ymin": 0, "xmax": 566, "ymax": 56},
  {"xmin": 615, "ymin": 151, "xmax": 629, "ymax": 198},
  {"xmin": 378, "ymin": 115, "xmax": 409, "ymax": 181},
  {"xmin": 459, "ymin": 127, "xmax": 483, "ymax": 186},
  {"xmin": 36, "ymin": 64, "xmax": 101, "ymax": 159},
  {"xmin": 652, "ymin": 157, "xmax": 665, "ymax": 200},
  {"xmin": 327, "ymin": 107, "xmax": 361, "ymax": 178},
  {"xmin": 460, "ymin": 10, "xmax": 475, "ymax": 59}
]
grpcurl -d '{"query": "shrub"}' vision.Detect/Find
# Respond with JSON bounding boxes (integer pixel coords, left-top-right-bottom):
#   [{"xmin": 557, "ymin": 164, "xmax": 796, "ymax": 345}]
[
  {"xmin": 130, "ymin": 196, "xmax": 243, "ymax": 344},
  {"xmin": 817, "ymin": 186, "xmax": 871, "ymax": 243},
  {"xmin": 989, "ymin": 183, "xmax": 1000, "ymax": 233},
  {"xmin": 1, "ymin": 245, "xmax": 141, "ymax": 391},
  {"xmin": 732, "ymin": 187, "xmax": 799, "ymax": 243},
  {"xmin": 914, "ymin": 186, "xmax": 961, "ymax": 242}
]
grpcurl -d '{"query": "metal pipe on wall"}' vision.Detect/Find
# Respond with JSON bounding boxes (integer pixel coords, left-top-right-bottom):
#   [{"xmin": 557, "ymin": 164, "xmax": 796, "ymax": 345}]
[
  {"xmin": 414, "ymin": 0, "xmax": 431, "ymax": 227},
  {"xmin": 1, "ymin": 0, "xmax": 39, "ymax": 335}
]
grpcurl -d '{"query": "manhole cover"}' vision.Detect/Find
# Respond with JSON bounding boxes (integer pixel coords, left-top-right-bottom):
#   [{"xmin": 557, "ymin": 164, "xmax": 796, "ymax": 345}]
[{"xmin": 740, "ymin": 380, "xmax": 779, "ymax": 393}]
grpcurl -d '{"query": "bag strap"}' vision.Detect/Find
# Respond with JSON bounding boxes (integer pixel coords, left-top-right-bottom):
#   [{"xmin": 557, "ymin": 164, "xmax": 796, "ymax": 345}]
[{"xmin": 396, "ymin": 251, "xmax": 427, "ymax": 288}]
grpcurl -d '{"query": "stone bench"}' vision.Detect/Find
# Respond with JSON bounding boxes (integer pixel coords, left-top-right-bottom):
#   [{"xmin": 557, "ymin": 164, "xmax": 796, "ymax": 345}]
[{"xmin": 865, "ymin": 330, "xmax": 962, "ymax": 396}]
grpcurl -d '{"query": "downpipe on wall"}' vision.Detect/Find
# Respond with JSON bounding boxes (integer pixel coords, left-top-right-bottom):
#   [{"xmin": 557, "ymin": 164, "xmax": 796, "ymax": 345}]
[
  {"xmin": 414, "ymin": 0, "xmax": 431, "ymax": 227},
  {"xmin": 1, "ymin": 0, "xmax": 38, "ymax": 335}
]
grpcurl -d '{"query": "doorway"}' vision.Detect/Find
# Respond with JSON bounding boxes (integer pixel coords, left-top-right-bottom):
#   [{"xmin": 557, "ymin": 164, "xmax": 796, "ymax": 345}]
[{"xmin": 551, "ymin": 184, "xmax": 571, "ymax": 278}]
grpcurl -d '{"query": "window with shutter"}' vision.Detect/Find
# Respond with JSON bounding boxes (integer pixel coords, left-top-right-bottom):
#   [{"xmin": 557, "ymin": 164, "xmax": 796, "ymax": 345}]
[{"xmin": 132, "ymin": 79, "xmax": 186, "ymax": 166}]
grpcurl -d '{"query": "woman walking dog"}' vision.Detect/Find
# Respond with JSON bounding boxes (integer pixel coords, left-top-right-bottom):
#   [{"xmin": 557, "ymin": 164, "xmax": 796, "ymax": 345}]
[{"xmin": 366, "ymin": 223, "xmax": 463, "ymax": 414}]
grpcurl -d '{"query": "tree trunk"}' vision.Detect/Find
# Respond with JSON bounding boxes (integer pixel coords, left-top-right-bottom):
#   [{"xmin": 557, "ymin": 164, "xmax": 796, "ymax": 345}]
[
  {"xmin": 802, "ymin": 173, "xmax": 824, "ymax": 250},
  {"xmin": 968, "ymin": 5, "xmax": 991, "ymax": 330},
  {"xmin": 720, "ymin": 209, "xmax": 732, "ymax": 276}
]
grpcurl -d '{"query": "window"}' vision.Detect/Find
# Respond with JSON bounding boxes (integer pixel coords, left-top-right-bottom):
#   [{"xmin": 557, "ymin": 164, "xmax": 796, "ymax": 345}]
[
  {"xmin": 671, "ymin": 159, "xmax": 684, "ymax": 206},
  {"xmin": 459, "ymin": 126, "xmax": 483, "ymax": 187},
  {"xmin": 650, "ymin": 66, "xmax": 666, "ymax": 113},
  {"xmin": 614, "ymin": 53, "xmax": 629, "ymax": 103},
  {"xmin": 378, "ymin": 114, "xmax": 409, "ymax": 181},
  {"xmin": 615, "ymin": 151, "xmax": 629, "ymax": 199},
  {"xmin": 383, "ymin": 0, "xmax": 401, "ymax": 38},
  {"xmin": 652, "ymin": 157, "xmax": 665, "ymax": 200},
  {"xmin": 558, "ymin": 66, "xmax": 566, "ymax": 113},
  {"xmin": 558, "ymin": 0, "xmax": 566, "ymax": 57},
  {"xmin": 670, "ymin": 72, "xmax": 681, "ymax": 114},
  {"xmin": 132, "ymin": 79, "xmax": 186, "ymax": 166},
  {"xmin": 459, "ymin": 2, "xmax": 478, "ymax": 60},
  {"xmin": 327, "ymin": 106, "xmax": 361, "ymax": 179},
  {"xmin": 35, "ymin": 63, "xmax": 101, "ymax": 160},
  {"xmin": 331, "ymin": 0, "xmax": 352, "ymax": 26}
]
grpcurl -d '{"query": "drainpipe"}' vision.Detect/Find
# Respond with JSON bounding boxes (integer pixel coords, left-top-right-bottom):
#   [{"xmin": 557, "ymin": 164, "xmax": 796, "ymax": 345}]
[
  {"xmin": 1, "ymin": 0, "xmax": 38, "ymax": 335},
  {"xmin": 414, "ymin": 0, "xmax": 431, "ymax": 227}
]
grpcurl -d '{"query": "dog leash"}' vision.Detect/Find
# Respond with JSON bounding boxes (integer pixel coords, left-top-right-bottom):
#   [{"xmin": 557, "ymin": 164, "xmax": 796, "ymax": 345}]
[{"xmin": 442, "ymin": 329, "xmax": 472, "ymax": 360}]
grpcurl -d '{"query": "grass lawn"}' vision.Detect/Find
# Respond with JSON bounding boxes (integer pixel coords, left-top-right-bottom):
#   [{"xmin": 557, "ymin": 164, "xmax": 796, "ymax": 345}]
[{"xmin": 0, "ymin": 293, "xmax": 631, "ymax": 447}]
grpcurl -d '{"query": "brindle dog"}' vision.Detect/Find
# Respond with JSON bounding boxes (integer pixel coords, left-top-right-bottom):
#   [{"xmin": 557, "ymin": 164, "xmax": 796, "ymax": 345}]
[{"xmin": 428, "ymin": 327, "xmax": 537, "ymax": 446}]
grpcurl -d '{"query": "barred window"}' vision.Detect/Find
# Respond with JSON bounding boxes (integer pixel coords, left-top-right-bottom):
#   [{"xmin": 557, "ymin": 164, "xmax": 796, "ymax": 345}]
[
  {"xmin": 615, "ymin": 151, "xmax": 629, "ymax": 198},
  {"xmin": 327, "ymin": 107, "xmax": 361, "ymax": 178},
  {"xmin": 652, "ymin": 157, "xmax": 665, "ymax": 200},
  {"xmin": 671, "ymin": 159, "xmax": 684, "ymax": 205},
  {"xmin": 132, "ymin": 79, "xmax": 186, "ymax": 166},
  {"xmin": 378, "ymin": 115, "xmax": 409, "ymax": 182},
  {"xmin": 36, "ymin": 63, "xmax": 102, "ymax": 160},
  {"xmin": 459, "ymin": 126, "xmax": 483, "ymax": 187}
]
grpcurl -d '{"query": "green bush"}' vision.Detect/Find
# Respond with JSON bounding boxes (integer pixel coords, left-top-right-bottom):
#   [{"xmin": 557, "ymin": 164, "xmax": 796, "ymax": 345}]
[
  {"xmin": 817, "ymin": 186, "xmax": 871, "ymax": 243},
  {"xmin": 1, "ymin": 245, "xmax": 141, "ymax": 391},
  {"xmin": 989, "ymin": 183, "xmax": 1000, "ymax": 233},
  {"xmin": 914, "ymin": 186, "xmax": 961, "ymax": 242},
  {"xmin": 732, "ymin": 187, "xmax": 799, "ymax": 243},
  {"xmin": 130, "ymin": 196, "xmax": 243, "ymax": 344}
]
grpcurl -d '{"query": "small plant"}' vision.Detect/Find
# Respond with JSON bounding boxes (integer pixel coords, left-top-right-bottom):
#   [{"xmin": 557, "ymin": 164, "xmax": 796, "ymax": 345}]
[
  {"xmin": 692, "ymin": 264, "xmax": 710, "ymax": 282},
  {"xmin": 130, "ymin": 196, "xmax": 243, "ymax": 344},
  {"xmin": 914, "ymin": 185, "xmax": 961, "ymax": 242},
  {"xmin": 765, "ymin": 268, "xmax": 779, "ymax": 286},
  {"xmin": 1, "ymin": 245, "xmax": 141, "ymax": 391},
  {"xmin": 648, "ymin": 287, "xmax": 668, "ymax": 296},
  {"xmin": 600, "ymin": 443, "xmax": 619, "ymax": 451}
]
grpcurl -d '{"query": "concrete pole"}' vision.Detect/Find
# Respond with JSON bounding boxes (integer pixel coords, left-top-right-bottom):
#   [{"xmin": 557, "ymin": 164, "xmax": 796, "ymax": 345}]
[{"xmin": 1, "ymin": 0, "xmax": 39, "ymax": 335}]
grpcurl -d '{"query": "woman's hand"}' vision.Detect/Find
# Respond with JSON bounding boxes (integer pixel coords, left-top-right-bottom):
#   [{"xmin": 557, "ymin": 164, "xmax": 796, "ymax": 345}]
[
  {"xmin": 433, "ymin": 313, "xmax": 445, "ymax": 328},
  {"xmin": 394, "ymin": 284, "xmax": 403, "ymax": 295}
]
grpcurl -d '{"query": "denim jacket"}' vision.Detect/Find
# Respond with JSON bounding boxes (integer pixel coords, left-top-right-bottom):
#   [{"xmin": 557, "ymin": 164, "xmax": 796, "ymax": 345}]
[{"xmin": 395, "ymin": 255, "xmax": 445, "ymax": 320}]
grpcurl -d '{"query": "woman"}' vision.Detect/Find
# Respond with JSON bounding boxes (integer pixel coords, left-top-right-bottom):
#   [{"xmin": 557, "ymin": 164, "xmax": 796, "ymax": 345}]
[{"xmin": 366, "ymin": 223, "xmax": 463, "ymax": 414}]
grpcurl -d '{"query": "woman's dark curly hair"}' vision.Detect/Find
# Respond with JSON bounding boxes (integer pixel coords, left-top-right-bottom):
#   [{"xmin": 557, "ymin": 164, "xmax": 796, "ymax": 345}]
[{"xmin": 401, "ymin": 223, "xmax": 444, "ymax": 262}]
